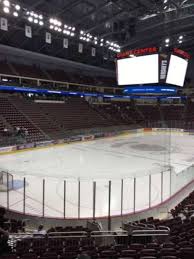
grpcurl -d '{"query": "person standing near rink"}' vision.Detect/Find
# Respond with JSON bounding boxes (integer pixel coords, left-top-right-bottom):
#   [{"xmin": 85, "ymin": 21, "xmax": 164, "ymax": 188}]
[{"xmin": 33, "ymin": 225, "xmax": 47, "ymax": 236}]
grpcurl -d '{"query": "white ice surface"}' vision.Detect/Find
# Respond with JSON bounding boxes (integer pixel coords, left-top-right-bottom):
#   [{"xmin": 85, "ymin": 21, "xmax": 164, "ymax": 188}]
[{"xmin": 0, "ymin": 132, "xmax": 194, "ymax": 218}]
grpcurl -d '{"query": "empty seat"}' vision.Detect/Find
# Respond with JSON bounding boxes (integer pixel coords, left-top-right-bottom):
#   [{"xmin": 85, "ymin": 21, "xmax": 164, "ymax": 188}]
[
  {"xmin": 160, "ymin": 248, "xmax": 177, "ymax": 257},
  {"xmin": 21, "ymin": 253, "xmax": 37, "ymax": 259},
  {"xmin": 162, "ymin": 243, "xmax": 175, "ymax": 248},
  {"xmin": 60, "ymin": 251, "xmax": 77, "ymax": 259},
  {"xmin": 140, "ymin": 249, "xmax": 157, "ymax": 257},
  {"xmin": 100, "ymin": 249, "xmax": 118, "ymax": 258},
  {"xmin": 146, "ymin": 243, "xmax": 159, "ymax": 249},
  {"xmin": 179, "ymin": 247, "xmax": 194, "ymax": 259},
  {"xmin": 15, "ymin": 238, "xmax": 32, "ymax": 255},
  {"xmin": 130, "ymin": 243, "xmax": 145, "ymax": 251},
  {"xmin": 121, "ymin": 249, "xmax": 136, "ymax": 257}
]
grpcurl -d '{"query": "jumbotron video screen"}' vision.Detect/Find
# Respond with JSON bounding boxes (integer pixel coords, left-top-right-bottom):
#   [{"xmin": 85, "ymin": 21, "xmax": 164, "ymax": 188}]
[{"xmin": 117, "ymin": 47, "xmax": 190, "ymax": 87}]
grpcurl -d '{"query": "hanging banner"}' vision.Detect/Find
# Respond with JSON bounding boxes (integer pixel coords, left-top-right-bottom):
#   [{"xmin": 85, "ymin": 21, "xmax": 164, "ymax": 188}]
[
  {"xmin": 63, "ymin": 38, "xmax": 68, "ymax": 48},
  {"xmin": 159, "ymin": 53, "xmax": 169, "ymax": 83},
  {"xmin": 0, "ymin": 18, "xmax": 8, "ymax": 31},
  {"xmin": 25, "ymin": 25, "xmax": 32, "ymax": 38},
  {"xmin": 78, "ymin": 43, "xmax": 83, "ymax": 53},
  {"xmin": 92, "ymin": 47, "xmax": 96, "ymax": 57},
  {"xmin": 45, "ymin": 32, "xmax": 52, "ymax": 44}
]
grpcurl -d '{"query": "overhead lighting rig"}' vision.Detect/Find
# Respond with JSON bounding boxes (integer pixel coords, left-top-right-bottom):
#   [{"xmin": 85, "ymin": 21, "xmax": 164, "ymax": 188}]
[
  {"xmin": 79, "ymin": 31, "xmax": 120, "ymax": 53},
  {"xmin": 106, "ymin": 40, "xmax": 120, "ymax": 53},
  {"xmin": 1, "ymin": 0, "xmax": 21, "ymax": 17},
  {"xmin": 49, "ymin": 18, "xmax": 62, "ymax": 32},
  {"xmin": 63, "ymin": 24, "xmax": 75, "ymax": 36},
  {"xmin": 163, "ymin": 0, "xmax": 170, "ymax": 10},
  {"xmin": 0, "ymin": 0, "xmax": 121, "ymax": 54},
  {"xmin": 79, "ymin": 31, "xmax": 93, "ymax": 42},
  {"xmin": 163, "ymin": 34, "xmax": 185, "ymax": 48},
  {"xmin": 27, "ymin": 11, "xmax": 44, "ymax": 26},
  {"xmin": 178, "ymin": 35, "xmax": 184, "ymax": 44}
]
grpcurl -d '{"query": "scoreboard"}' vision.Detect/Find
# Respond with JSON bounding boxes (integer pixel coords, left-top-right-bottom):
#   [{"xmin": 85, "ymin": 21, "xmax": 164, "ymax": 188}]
[{"xmin": 117, "ymin": 47, "xmax": 190, "ymax": 87}]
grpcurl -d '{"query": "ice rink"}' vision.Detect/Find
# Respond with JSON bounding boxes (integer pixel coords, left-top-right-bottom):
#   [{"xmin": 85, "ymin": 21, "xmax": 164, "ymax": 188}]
[{"xmin": 1, "ymin": 131, "xmax": 194, "ymax": 218}]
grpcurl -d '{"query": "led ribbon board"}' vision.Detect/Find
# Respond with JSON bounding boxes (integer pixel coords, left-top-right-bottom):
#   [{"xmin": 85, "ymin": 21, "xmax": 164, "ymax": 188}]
[{"xmin": 123, "ymin": 86, "xmax": 177, "ymax": 95}]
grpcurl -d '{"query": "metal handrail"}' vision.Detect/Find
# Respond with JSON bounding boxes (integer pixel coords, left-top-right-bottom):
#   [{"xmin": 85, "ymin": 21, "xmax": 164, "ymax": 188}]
[
  {"xmin": 132, "ymin": 229, "xmax": 169, "ymax": 237},
  {"xmin": 10, "ymin": 230, "xmax": 128, "ymax": 238},
  {"xmin": 91, "ymin": 230, "xmax": 128, "ymax": 237},
  {"xmin": 48, "ymin": 231, "xmax": 88, "ymax": 238}
]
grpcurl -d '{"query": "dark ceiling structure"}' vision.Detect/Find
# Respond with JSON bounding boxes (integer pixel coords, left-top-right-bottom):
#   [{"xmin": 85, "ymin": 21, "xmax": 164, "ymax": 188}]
[{"xmin": 0, "ymin": 0, "xmax": 194, "ymax": 69}]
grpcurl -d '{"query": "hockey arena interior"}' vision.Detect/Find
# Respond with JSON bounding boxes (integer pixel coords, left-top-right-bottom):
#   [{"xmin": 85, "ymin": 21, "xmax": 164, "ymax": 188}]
[{"xmin": 1, "ymin": 0, "xmax": 194, "ymax": 259}]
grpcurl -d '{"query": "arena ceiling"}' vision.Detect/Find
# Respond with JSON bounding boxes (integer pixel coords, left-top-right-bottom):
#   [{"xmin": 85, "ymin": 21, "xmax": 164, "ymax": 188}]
[{"xmin": 0, "ymin": 0, "xmax": 194, "ymax": 68}]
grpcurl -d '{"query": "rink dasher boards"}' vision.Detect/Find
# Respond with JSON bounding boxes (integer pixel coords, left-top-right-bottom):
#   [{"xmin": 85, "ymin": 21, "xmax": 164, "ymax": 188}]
[{"xmin": 0, "ymin": 129, "xmax": 188, "ymax": 157}]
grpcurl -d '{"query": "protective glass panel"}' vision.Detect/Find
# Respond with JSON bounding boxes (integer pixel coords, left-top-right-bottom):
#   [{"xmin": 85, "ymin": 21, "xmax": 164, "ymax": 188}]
[
  {"xmin": 80, "ymin": 180, "xmax": 93, "ymax": 218},
  {"xmin": 123, "ymin": 178, "xmax": 134, "ymax": 214},
  {"xmin": 0, "ymin": 173, "xmax": 24, "ymax": 212},
  {"xmin": 25, "ymin": 175, "xmax": 43, "ymax": 216},
  {"xmin": 44, "ymin": 177, "xmax": 63, "ymax": 218},
  {"xmin": 151, "ymin": 173, "xmax": 161, "ymax": 207},
  {"xmin": 66, "ymin": 180, "xmax": 79, "ymax": 218},
  {"xmin": 110, "ymin": 180, "xmax": 122, "ymax": 216},
  {"xmin": 9, "ymin": 174, "xmax": 24, "ymax": 213},
  {"xmin": 96, "ymin": 180, "xmax": 109, "ymax": 217},
  {"xmin": 136, "ymin": 175, "xmax": 149, "ymax": 211},
  {"xmin": 162, "ymin": 170, "xmax": 170, "ymax": 201}
]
